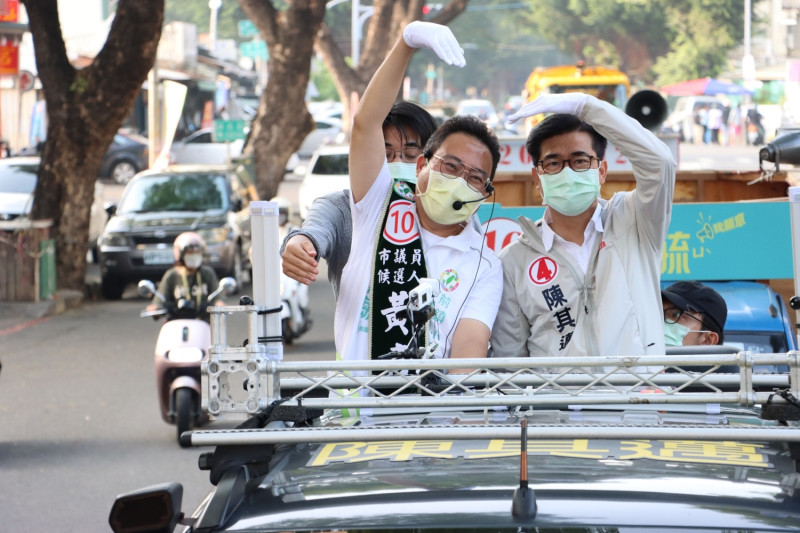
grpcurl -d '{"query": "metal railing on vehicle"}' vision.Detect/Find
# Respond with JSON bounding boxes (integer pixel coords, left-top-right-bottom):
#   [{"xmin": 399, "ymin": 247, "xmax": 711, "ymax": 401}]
[{"xmin": 189, "ymin": 301, "xmax": 800, "ymax": 448}]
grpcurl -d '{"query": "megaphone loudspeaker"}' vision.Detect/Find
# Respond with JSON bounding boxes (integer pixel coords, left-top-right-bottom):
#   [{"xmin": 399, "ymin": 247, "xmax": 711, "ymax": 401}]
[
  {"xmin": 625, "ymin": 90, "xmax": 668, "ymax": 131},
  {"xmin": 759, "ymin": 130, "xmax": 800, "ymax": 167}
]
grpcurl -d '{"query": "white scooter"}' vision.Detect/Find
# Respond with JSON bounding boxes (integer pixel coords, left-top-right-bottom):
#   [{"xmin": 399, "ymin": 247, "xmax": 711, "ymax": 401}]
[
  {"xmin": 280, "ymin": 270, "xmax": 312, "ymax": 344},
  {"xmin": 272, "ymin": 196, "xmax": 313, "ymax": 344},
  {"xmin": 138, "ymin": 277, "xmax": 237, "ymax": 446}
]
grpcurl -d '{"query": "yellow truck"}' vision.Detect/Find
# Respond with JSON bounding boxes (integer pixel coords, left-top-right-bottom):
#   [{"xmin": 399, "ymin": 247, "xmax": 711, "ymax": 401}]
[{"xmin": 522, "ymin": 61, "xmax": 631, "ymax": 133}]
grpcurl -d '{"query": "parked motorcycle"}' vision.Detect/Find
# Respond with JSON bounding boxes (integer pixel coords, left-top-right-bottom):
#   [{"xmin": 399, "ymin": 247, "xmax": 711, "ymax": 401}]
[
  {"xmin": 280, "ymin": 271, "xmax": 312, "ymax": 343},
  {"xmin": 138, "ymin": 276, "xmax": 237, "ymax": 446}
]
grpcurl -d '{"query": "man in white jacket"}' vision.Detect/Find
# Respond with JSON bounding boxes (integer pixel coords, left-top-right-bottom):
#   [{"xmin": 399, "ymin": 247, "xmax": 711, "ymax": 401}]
[{"xmin": 490, "ymin": 94, "xmax": 676, "ymax": 359}]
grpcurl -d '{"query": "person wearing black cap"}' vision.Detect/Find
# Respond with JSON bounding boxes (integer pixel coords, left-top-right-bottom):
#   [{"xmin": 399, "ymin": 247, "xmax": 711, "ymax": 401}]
[{"xmin": 661, "ymin": 281, "xmax": 728, "ymax": 346}]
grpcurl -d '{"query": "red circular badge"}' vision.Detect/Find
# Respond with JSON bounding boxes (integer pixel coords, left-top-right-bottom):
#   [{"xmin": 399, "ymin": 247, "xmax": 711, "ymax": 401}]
[
  {"xmin": 383, "ymin": 200, "xmax": 420, "ymax": 245},
  {"xmin": 481, "ymin": 217, "xmax": 521, "ymax": 253},
  {"xmin": 528, "ymin": 257, "xmax": 558, "ymax": 285}
]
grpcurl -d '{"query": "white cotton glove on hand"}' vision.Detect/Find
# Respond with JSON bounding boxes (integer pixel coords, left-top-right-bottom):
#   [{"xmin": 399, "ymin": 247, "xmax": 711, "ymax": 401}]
[
  {"xmin": 507, "ymin": 93, "xmax": 590, "ymax": 123},
  {"xmin": 402, "ymin": 21, "xmax": 466, "ymax": 67}
]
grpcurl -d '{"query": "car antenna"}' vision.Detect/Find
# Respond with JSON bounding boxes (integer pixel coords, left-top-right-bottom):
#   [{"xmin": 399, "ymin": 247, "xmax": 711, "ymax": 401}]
[{"xmin": 511, "ymin": 418, "xmax": 537, "ymax": 521}]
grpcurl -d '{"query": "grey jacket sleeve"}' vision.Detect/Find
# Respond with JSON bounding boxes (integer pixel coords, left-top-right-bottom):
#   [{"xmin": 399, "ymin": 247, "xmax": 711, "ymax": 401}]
[
  {"xmin": 580, "ymin": 96, "xmax": 676, "ymax": 248},
  {"xmin": 280, "ymin": 189, "xmax": 352, "ymax": 296},
  {"xmin": 489, "ymin": 244, "xmax": 531, "ymax": 358}
]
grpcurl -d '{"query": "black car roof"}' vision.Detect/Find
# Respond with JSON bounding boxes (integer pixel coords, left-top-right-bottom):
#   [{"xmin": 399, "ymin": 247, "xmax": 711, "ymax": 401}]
[{"xmin": 193, "ymin": 406, "xmax": 800, "ymax": 531}]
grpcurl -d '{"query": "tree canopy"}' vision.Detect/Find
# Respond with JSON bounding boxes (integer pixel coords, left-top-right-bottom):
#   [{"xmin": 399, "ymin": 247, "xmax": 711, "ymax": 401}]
[
  {"xmin": 165, "ymin": 0, "xmax": 249, "ymax": 40},
  {"xmin": 164, "ymin": 0, "xmax": 750, "ymax": 97},
  {"xmin": 518, "ymin": 0, "xmax": 747, "ymax": 86}
]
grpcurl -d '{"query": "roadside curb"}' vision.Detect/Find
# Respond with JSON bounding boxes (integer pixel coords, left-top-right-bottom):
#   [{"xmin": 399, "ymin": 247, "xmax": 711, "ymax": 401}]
[{"xmin": 0, "ymin": 289, "xmax": 84, "ymax": 319}]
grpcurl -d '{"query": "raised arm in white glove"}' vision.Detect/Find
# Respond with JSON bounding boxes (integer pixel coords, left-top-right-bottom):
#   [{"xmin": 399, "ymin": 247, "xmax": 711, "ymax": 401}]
[
  {"xmin": 507, "ymin": 93, "xmax": 590, "ymax": 124},
  {"xmin": 402, "ymin": 21, "xmax": 466, "ymax": 67}
]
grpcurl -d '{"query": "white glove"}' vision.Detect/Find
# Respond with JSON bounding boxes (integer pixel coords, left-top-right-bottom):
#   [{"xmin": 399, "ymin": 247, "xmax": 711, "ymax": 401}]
[
  {"xmin": 402, "ymin": 21, "xmax": 466, "ymax": 67},
  {"xmin": 507, "ymin": 93, "xmax": 590, "ymax": 124}
]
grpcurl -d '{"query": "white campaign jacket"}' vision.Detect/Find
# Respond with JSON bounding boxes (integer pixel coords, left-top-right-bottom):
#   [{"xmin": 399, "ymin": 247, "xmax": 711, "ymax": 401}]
[{"xmin": 490, "ymin": 97, "xmax": 676, "ymax": 360}]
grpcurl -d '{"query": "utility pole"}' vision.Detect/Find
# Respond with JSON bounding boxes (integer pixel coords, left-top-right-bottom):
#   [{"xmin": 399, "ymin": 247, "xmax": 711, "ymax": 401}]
[
  {"xmin": 209, "ymin": 0, "xmax": 221, "ymax": 55},
  {"xmin": 327, "ymin": 0, "xmax": 372, "ymax": 67},
  {"xmin": 743, "ymin": 0, "xmax": 756, "ymax": 93}
]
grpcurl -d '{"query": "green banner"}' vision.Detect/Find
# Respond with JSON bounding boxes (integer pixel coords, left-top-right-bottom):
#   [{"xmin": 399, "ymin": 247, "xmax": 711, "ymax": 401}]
[
  {"xmin": 213, "ymin": 119, "xmax": 247, "ymax": 142},
  {"xmin": 476, "ymin": 201, "xmax": 794, "ymax": 281}
]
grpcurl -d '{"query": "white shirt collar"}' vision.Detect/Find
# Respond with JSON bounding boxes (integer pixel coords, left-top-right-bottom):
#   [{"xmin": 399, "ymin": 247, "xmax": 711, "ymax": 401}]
[
  {"xmin": 540, "ymin": 202, "xmax": 604, "ymax": 251},
  {"xmin": 415, "ymin": 204, "xmax": 484, "ymax": 252}
]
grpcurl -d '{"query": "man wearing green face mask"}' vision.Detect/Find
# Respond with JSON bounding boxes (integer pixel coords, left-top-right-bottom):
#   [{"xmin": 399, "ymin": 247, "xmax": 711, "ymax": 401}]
[
  {"xmin": 281, "ymin": 101, "xmax": 437, "ymax": 300},
  {"xmin": 490, "ymin": 93, "xmax": 676, "ymax": 360},
  {"xmin": 661, "ymin": 281, "xmax": 727, "ymax": 347}
]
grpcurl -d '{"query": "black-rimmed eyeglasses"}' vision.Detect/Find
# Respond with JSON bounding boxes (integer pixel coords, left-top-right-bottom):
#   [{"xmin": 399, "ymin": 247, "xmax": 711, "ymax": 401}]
[
  {"xmin": 386, "ymin": 147, "xmax": 423, "ymax": 163},
  {"xmin": 536, "ymin": 155, "xmax": 599, "ymax": 175},
  {"xmin": 663, "ymin": 307, "xmax": 704, "ymax": 326}
]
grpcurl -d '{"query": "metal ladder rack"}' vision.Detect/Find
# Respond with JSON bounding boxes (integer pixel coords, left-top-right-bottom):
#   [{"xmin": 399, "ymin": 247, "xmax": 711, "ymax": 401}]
[{"xmin": 195, "ymin": 302, "xmax": 800, "ymax": 447}]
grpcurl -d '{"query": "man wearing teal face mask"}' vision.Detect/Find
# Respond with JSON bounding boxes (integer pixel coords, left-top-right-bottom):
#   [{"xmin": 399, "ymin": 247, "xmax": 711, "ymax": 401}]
[
  {"xmin": 661, "ymin": 281, "xmax": 727, "ymax": 347},
  {"xmin": 335, "ymin": 21, "xmax": 503, "ymax": 366},
  {"xmin": 281, "ymin": 101, "xmax": 437, "ymax": 300},
  {"xmin": 490, "ymin": 93, "xmax": 676, "ymax": 360}
]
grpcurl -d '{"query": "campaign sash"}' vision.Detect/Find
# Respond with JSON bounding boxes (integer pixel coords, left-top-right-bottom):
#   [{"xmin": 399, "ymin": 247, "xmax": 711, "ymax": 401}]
[{"xmin": 368, "ymin": 180, "xmax": 428, "ymax": 359}]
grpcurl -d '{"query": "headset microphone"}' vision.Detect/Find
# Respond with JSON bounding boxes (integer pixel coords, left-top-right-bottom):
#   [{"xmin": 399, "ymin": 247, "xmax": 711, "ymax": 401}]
[{"xmin": 452, "ymin": 183, "xmax": 495, "ymax": 211}]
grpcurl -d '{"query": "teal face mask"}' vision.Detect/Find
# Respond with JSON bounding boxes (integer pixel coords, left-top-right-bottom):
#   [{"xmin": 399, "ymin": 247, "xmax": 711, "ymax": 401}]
[
  {"xmin": 663, "ymin": 320, "xmax": 690, "ymax": 347},
  {"xmin": 540, "ymin": 167, "xmax": 600, "ymax": 216},
  {"xmin": 388, "ymin": 162, "xmax": 418, "ymax": 185}
]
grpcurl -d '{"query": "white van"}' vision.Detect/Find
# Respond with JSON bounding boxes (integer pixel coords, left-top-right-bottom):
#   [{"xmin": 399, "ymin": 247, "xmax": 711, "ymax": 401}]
[
  {"xmin": 455, "ymin": 98, "xmax": 500, "ymax": 131},
  {"xmin": 664, "ymin": 95, "xmax": 724, "ymax": 143},
  {"xmin": 296, "ymin": 144, "xmax": 349, "ymax": 220}
]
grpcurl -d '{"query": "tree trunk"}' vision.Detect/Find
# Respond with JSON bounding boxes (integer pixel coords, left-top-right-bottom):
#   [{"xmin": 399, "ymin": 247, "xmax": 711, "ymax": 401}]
[
  {"xmin": 23, "ymin": 0, "xmax": 163, "ymax": 292},
  {"xmin": 238, "ymin": 0, "xmax": 328, "ymax": 201},
  {"xmin": 315, "ymin": 0, "xmax": 468, "ymax": 136}
]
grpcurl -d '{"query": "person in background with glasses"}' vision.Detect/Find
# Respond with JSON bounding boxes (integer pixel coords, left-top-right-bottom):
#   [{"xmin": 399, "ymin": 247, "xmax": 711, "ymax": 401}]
[
  {"xmin": 661, "ymin": 281, "xmax": 727, "ymax": 346},
  {"xmin": 490, "ymin": 92, "xmax": 676, "ymax": 359},
  {"xmin": 335, "ymin": 21, "xmax": 503, "ymax": 365},
  {"xmin": 281, "ymin": 101, "xmax": 437, "ymax": 299}
]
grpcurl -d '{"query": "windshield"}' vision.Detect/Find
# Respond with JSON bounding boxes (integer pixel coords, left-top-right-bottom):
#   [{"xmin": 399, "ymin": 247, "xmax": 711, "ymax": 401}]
[
  {"xmin": 723, "ymin": 331, "xmax": 790, "ymax": 354},
  {"xmin": 0, "ymin": 163, "xmax": 38, "ymax": 194},
  {"xmin": 117, "ymin": 173, "xmax": 228, "ymax": 213},
  {"xmin": 458, "ymin": 102, "xmax": 496, "ymax": 117},
  {"xmin": 311, "ymin": 153, "xmax": 349, "ymax": 175},
  {"xmin": 549, "ymin": 84, "xmax": 626, "ymax": 106},
  {"xmin": 114, "ymin": 132, "xmax": 147, "ymax": 147}
]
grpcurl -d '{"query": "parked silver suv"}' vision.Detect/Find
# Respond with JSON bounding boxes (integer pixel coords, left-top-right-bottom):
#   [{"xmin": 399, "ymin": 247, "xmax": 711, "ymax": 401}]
[{"xmin": 96, "ymin": 165, "xmax": 255, "ymax": 300}]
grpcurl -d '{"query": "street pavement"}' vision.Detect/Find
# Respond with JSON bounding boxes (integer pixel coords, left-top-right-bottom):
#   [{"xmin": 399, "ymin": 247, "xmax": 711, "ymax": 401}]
[{"xmin": 0, "ymin": 268, "xmax": 96, "ymax": 336}]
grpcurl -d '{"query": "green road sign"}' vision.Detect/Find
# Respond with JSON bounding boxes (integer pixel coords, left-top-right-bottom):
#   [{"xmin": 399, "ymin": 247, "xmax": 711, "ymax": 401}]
[
  {"xmin": 213, "ymin": 119, "xmax": 247, "ymax": 142},
  {"xmin": 238, "ymin": 20, "xmax": 258, "ymax": 37},
  {"xmin": 240, "ymin": 40, "xmax": 268, "ymax": 60}
]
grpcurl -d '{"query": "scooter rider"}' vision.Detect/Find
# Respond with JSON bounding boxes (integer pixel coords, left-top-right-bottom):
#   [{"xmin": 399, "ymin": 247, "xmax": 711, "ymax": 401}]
[{"xmin": 146, "ymin": 232, "xmax": 223, "ymax": 322}]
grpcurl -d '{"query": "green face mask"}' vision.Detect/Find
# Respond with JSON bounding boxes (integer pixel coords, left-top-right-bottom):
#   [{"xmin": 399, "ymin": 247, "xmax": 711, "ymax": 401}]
[
  {"xmin": 387, "ymin": 162, "xmax": 418, "ymax": 185},
  {"xmin": 540, "ymin": 167, "xmax": 600, "ymax": 216},
  {"xmin": 663, "ymin": 320, "xmax": 690, "ymax": 347}
]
